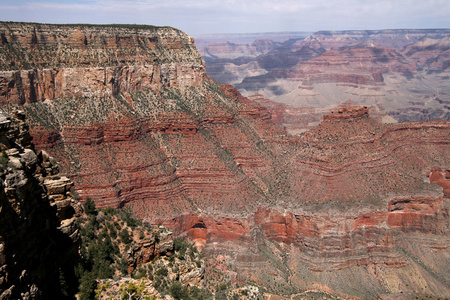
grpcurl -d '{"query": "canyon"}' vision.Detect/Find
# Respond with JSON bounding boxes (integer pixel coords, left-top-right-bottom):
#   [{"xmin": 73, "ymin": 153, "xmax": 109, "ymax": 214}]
[
  {"xmin": 201, "ymin": 29, "xmax": 450, "ymax": 128},
  {"xmin": 0, "ymin": 22, "xmax": 449, "ymax": 299}
]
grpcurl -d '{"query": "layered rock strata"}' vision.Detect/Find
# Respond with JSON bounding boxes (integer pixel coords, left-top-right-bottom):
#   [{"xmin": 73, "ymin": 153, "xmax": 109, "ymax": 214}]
[
  {"xmin": 202, "ymin": 29, "xmax": 450, "ymax": 122},
  {"xmin": 166, "ymin": 190, "xmax": 448, "ymax": 270},
  {"xmin": 0, "ymin": 23, "xmax": 449, "ymax": 299},
  {"xmin": 165, "ymin": 197, "xmax": 449, "ymax": 298},
  {"xmin": 296, "ymin": 29, "xmax": 450, "ymax": 50},
  {"xmin": 0, "ymin": 22, "xmax": 204, "ymax": 104}
]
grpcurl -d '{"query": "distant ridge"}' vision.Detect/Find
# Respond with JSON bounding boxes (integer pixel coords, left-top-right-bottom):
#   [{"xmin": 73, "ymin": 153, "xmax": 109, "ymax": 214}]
[
  {"xmin": 315, "ymin": 28, "xmax": 450, "ymax": 35},
  {"xmin": 195, "ymin": 31, "xmax": 312, "ymax": 44}
]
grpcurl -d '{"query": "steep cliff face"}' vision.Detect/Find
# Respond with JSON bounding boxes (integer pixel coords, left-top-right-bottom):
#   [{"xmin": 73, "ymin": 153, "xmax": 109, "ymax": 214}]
[
  {"xmin": 166, "ymin": 196, "xmax": 449, "ymax": 298},
  {"xmin": 0, "ymin": 22, "xmax": 204, "ymax": 105},
  {"xmin": 22, "ymin": 79, "xmax": 280, "ymax": 218},
  {"xmin": 1, "ymin": 23, "xmax": 449, "ymax": 299},
  {"xmin": 0, "ymin": 110, "xmax": 81, "ymax": 299},
  {"xmin": 161, "ymin": 107, "xmax": 449, "ymax": 298}
]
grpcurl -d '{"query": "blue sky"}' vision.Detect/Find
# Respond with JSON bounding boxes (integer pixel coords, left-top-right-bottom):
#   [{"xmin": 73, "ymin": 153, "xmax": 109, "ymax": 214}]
[{"xmin": 1, "ymin": 0, "xmax": 449, "ymax": 36}]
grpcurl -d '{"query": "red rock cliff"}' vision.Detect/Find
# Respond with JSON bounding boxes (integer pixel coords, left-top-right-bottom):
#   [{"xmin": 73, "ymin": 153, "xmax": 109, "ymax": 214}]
[{"xmin": 1, "ymin": 23, "xmax": 450, "ymax": 299}]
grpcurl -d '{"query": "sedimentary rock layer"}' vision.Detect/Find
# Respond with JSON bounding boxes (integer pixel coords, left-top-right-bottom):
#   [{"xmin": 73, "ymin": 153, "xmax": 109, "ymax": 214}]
[
  {"xmin": 1, "ymin": 23, "xmax": 449, "ymax": 299},
  {"xmin": 0, "ymin": 22, "xmax": 205, "ymax": 104},
  {"xmin": 203, "ymin": 29, "xmax": 450, "ymax": 121}
]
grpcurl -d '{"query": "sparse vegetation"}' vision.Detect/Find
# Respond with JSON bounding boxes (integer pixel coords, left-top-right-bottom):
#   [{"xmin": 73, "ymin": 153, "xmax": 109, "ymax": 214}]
[
  {"xmin": 119, "ymin": 280, "xmax": 153, "ymax": 300},
  {"xmin": 75, "ymin": 199, "xmax": 214, "ymax": 299}
]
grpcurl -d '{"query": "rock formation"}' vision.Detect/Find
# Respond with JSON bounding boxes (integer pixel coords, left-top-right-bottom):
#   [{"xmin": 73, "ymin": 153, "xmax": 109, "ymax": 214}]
[
  {"xmin": 75, "ymin": 201, "xmax": 209, "ymax": 299},
  {"xmin": 0, "ymin": 22, "xmax": 449, "ymax": 299},
  {"xmin": 295, "ymin": 29, "xmax": 450, "ymax": 50},
  {"xmin": 0, "ymin": 110, "xmax": 81, "ymax": 299},
  {"xmin": 199, "ymin": 39, "xmax": 279, "ymax": 60},
  {"xmin": 0, "ymin": 22, "xmax": 204, "ymax": 105},
  {"xmin": 202, "ymin": 29, "xmax": 450, "ymax": 122}
]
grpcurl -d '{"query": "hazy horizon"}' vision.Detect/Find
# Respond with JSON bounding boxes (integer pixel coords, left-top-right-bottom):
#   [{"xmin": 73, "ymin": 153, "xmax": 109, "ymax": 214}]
[{"xmin": 1, "ymin": 0, "xmax": 449, "ymax": 36}]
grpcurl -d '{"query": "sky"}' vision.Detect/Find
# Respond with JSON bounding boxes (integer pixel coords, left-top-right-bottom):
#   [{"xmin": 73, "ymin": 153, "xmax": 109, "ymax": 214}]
[{"xmin": 1, "ymin": 0, "xmax": 449, "ymax": 36}]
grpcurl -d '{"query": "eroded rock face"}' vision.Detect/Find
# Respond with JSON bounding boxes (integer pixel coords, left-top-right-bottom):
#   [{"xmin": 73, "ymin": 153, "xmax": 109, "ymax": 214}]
[
  {"xmin": 162, "ymin": 195, "xmax": 449, "ymax": 298},
  {"xmin": 293, "ymin": 29, "xmax": 450, "ymax": 51},
  {"xmin": 21, "ymin": 84, "xmax": 450, "ymax": 298},
  {"xmin": 22, "ymin": 81, "xmax": 281, "ymax": 217},
  {"xmin": 0, "ymin": 23, "xmax": 205, "ymax": 105},
  {"xmin": 198, "ymin": 39, "xmax": 280, "ymax": 60},
  {"xmin": 387, "ymin": 196, "xmax": 449, "ymax": 233},
  {"xmin": 153, "ymin": 108, "xmax": 448, "ymax": 298},
  {"xmin": 166, "ymin": 192, "xmax": 448, "ymax": 272},
  {"xmin": 236, "ymin": 43, "xmax": 420, "ymax": 109},
  {"xmin": 323, "ymin": 106, "xmax": 369, "ymax": 121},
  {"xmin": 0, "ymin": 111, "xmax": 81, "ymax": 299},
  {"xmin": 402, "ymin": 36, "xmax": 450, "ymax": 72},
  {"xmin": 96, "ymin": 225, "xmax": 206, "ymax": 300},
  {"xmin": 429, "ymin": 167, "xmax": 450, "ymax": 198}
]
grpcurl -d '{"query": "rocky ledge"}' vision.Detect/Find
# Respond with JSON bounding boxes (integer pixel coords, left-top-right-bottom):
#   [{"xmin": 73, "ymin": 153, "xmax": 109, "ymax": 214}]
[
  {"xmin": 0, "ymin": 110, "xmax": 82, "ymax": 299},
  {"xmin": 323, "ymin": 105, "xmax": 369, "ymax": 121}
]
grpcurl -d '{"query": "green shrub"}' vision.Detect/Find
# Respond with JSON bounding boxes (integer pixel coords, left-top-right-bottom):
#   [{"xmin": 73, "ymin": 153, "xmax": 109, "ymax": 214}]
[
  {"xmin": 152, "ymin": 231, "xmax": 160, "ymax": 242},
  {"xmin": 119, "ymin": 280, "xmax": 151, "ymax": 300},
  {"xmin": 77, "ymin": 271, "xmax": 97, "ymax": 300},
  {"xmin": 121, "ymin": 207, "xmax": 141, "ymax": 228},
  {"xmin": 173, "ymin": 238, "xmax": 190, "ymax": 259},
  {"xmin": 103, "ymin": 207, "xmax": 118, "ymax": 215},
  {"xmin": 83, "ymin": 198, "xmax": 97, "ymax": 216},
  {"xmin": 155, "ymin": 266, "xmax": 168, "ymax": 276},
  {"xmin": 217, "ymin": 282, "xmax": 229, "ymax": 292},
  {"xmin": 106, "ymin": 222, "xmax": 117, "ymax": 239},
  {"xmin": 117, "ymin": 258, "xmax": 128, "ymax": 275},
  {"xmin": 169, "ymin": 281, "xmax": 190, "ymax": 300},
  {"xmin": 189, "ymin": 286, "xmax": 212, "ymax": 300},
  {"xmin": 133, "ymin": 266, "xmax": 147, "ymax": 279},
  {"xmin": 119, "ymin": 228, "xmax": 132, "ymax": 244}
]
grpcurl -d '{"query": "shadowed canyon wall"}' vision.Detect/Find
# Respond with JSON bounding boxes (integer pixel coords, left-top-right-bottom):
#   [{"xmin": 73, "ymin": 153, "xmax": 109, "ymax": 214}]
[{"xmin": 0, "ymin": 111, "xmax": 82, "ymax": 299}]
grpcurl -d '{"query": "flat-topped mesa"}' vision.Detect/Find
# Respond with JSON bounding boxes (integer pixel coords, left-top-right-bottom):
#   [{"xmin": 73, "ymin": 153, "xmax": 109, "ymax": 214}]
[
  {"xmin": 0, "ymin": 22, "xmax": 205, "ymax": 105},
  {"xmin": 323, "ymin": 105, "xmax": 369, "ymax": 121}
]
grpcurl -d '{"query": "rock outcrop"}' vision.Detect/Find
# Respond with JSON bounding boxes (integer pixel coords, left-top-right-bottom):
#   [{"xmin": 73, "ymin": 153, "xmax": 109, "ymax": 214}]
[
  {"xmin": 323, "ymin": 106, "xmax": 369, "ymax": 121},
  {"xmin": 0, "ymin": 110, "xmax": 81, "ymax": 299},
  {"xmin": 402, "ymin": 36, "xmax": 450, "ymax": 72},
  {"xmin": 166, "ymin": 189, "xmax": 448, "ymax": 270},
  {"xmin": 78, "ymin": 208, "xmax": 207, "ymax": 300},
  {"xmin": 199, "ymin": 39, "xmax": 279, "ymax": 60}
]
